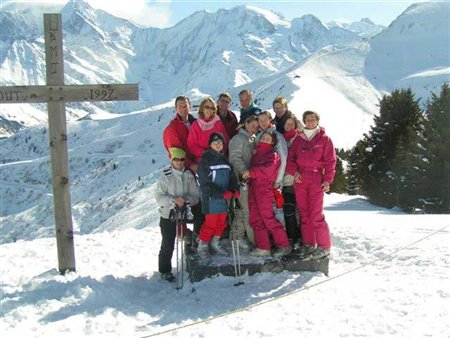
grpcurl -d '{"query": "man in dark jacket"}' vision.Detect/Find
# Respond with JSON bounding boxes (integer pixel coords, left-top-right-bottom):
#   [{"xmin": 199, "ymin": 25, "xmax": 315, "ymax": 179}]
[
  {"xmin": 217, "ymin": 92, "xmax": 239, "ymax": 139},
  {"xmin": 238, "ymin": 89, "xmax": 262, "ymax": 125},
  {"xmin": 272, "ymin": 96, "xmax": 295, "ymax": 134}
]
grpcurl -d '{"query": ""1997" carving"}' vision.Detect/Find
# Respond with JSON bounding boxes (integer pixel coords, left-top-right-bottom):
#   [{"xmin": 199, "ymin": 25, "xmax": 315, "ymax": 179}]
[{"xmin": 90, "ymin": 89, "xmax": 114, "ymax": 100}]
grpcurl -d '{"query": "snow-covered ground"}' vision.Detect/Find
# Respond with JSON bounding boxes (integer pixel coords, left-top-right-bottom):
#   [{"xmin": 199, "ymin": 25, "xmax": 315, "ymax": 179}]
[{"xmin": 1, "ymin": 193, "xmax": 449, "ymax": 337}]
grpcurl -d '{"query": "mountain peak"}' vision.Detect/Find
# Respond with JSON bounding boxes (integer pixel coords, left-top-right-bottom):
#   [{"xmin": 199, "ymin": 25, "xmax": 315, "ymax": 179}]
[{"xmin": 360, "ymin": 17, "xmax": 375, "ymax": 25}]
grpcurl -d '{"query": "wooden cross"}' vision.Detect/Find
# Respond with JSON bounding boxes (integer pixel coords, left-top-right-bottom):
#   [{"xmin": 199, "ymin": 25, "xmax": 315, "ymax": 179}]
[{"xmin": 0, "ymin": 14, "xmax": 139, "ymax": 274}]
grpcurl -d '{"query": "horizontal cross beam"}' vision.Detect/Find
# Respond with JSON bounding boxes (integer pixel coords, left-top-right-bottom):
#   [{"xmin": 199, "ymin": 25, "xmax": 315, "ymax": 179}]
[{"xmin": 0, "ymin": 83, "xmax": 139, "ymax": 103}]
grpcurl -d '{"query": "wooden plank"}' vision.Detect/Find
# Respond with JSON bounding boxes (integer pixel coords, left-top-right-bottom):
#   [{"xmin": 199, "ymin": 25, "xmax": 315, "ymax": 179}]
[
  {"xmin": 44, "ymin": 13, "xmax": 76, "ymax": 273},
  {"xmin": 0, "ymin": 84, "xmax": 139, "ymax": 103}
]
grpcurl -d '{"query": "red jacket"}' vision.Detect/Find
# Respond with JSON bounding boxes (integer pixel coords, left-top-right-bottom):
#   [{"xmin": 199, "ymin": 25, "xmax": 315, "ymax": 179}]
[
  {"xmin": 163, "ymin": 114, "xmax": 196, "ymax": 168},
  {"xmin": 187, "ymin": 115, "xmax": 229, "ymax": 164},
  {"xmin": 286, "ymin": 127, "xmax": 336, "ymax": 183}
]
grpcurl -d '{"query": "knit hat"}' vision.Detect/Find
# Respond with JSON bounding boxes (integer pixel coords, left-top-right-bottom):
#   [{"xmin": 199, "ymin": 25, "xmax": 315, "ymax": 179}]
[
  {"xmin": 169, "ymin": 147, "xmax": 186, "ymax": 159},
  {"xmin": 208, "ymin": 132, "xmax": 225, "ymax": 145}
]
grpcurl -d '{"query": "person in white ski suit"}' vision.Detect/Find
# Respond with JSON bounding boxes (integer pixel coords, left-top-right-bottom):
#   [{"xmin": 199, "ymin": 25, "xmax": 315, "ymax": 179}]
[{"xmin": 154, "ymin": 148, "xmax": 200, "ymax": 282}]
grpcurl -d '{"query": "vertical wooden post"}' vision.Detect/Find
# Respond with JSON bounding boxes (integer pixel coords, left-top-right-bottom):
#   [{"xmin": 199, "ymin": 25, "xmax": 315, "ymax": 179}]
[{"xmin": 44, "ymin": 14, "xmax": 76, "ymax": 273}]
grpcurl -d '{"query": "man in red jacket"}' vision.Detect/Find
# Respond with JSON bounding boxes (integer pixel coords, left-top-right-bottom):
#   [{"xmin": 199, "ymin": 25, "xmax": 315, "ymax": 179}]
[
  {"xmin": 163, "ymin": 96, "xmax": 198, "ymax": 172},
  {"xmin": 163, "ymin": 96, "xmax": 203, "ymax": 239}
]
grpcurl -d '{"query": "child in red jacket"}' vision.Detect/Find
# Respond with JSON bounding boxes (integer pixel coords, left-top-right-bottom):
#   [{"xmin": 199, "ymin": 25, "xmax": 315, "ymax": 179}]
[{"xmin": 242, "ymin": 131, "xmax": 291, "ymax": 258}]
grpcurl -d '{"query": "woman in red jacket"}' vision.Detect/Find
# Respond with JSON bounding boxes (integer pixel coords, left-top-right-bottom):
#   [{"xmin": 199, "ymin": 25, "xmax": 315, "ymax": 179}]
[
  {"xmin": 286, "ymin": 111, "xmax": 336, "ymax": 260},
  {"xmin": 242, "ymin": 131, "xmax": 291, "ymax": 259},
  {"xmin": 187, "ymin": 98, "xmax": 229, "ymax": 165}
]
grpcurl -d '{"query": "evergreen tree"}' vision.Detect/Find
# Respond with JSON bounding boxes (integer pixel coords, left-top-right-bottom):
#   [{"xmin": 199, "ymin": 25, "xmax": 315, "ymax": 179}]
[
  {"xmin": 330, "ymin": 152, "xmax": 347, "ymax": 193},
  {"xmin": 347, "ymin": 138, "xmax": 370, "ymax": 195},
  {"xmin": 421, "ymin": 83, "xmax": 450, "ymax": 213},
  {"xmin": 358, "ymin": 89, "xmax": 423, "ymax": 209}
]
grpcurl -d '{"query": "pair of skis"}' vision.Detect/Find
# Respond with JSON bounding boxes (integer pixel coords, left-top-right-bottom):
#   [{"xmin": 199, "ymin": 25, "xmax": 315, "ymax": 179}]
[
  {"xmin": 175, "ymin": 199, "xmax": 244, "ymax": 289},
  {"xmin": 228, "ymin": 197, "xmax": 244, "ymax": 287}
]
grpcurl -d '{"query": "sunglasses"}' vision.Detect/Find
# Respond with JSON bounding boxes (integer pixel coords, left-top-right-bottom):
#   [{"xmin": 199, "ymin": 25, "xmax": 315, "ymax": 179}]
[
  {"xmin": 204, "ymin": 105, "xmax": 216, "ymax": 110},
  {"xmin": 219, "ymin": 99, "xmax": 231, "ymax": 104},
  {"xmin": 172, "ymin": 158, "xmax": 185, "ymax": 162},
  {"xmin": 211, "ymin": 140, "xmax": 223, "ymax": 145}
]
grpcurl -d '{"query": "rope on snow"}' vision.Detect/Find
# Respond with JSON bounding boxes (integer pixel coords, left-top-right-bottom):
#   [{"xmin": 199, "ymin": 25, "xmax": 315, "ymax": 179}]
[{"xmin": 141, "ymin": 223, "xmax": 449, "ymax": 337}]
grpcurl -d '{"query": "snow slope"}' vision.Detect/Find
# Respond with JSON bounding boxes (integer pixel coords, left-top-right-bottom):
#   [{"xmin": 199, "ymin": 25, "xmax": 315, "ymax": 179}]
[
  {"xmin": 365, "ymin": 2, "xmax": 450, "ymax": 99},
  {"xmin": 1, "ymin": 194, "xmax": 449, "ymax": 337}
]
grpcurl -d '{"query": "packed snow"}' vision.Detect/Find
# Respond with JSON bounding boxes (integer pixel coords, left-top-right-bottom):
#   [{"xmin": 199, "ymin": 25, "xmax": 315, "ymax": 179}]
[{"xmin": 1, "ymin": 194, "xmax": 449, "ymax": 337}]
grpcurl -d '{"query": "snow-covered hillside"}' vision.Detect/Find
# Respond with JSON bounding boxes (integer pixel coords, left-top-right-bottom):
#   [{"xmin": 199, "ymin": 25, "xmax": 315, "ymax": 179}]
[
  {"xmin": 0, "ymin": 1, "xmax": 450, "ymax": 136},
  {"xmin": 365, "ymin": 2, "xmax": 450, "ymax": 99},
  {"xmin": 0, "ymin": 45, "xmax": 381, "ymax": 246},
  {"xmin": 1, "ymin": 194, "xmax": 449, "ymax": 337},
  {"xmin": 2, "ymin": 2, "xmax": 447, "ymax": 137},
  {"xmin": 1, "ymin": 1, "xmax": 448, "ymax": 247}
]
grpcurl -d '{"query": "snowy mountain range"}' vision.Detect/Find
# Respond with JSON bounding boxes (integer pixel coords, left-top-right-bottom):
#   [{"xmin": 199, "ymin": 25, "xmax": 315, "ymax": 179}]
[
  {"xmin": 1, "ymin": 1, "xmax": 448, "ymax": 137},
  {"xmin": 0, "ymin": 1, "xmax": 449, "ymax": 245}
]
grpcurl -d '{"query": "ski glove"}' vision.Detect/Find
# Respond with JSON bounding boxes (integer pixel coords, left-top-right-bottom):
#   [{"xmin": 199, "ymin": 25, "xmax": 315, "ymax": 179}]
[
  {"xmin": 223, "ymin": 191, "xmax": 233, "ymax": 200},
  {"xmin": 273, "ymin": 187, "xmax": 285, "ymax": 209}
]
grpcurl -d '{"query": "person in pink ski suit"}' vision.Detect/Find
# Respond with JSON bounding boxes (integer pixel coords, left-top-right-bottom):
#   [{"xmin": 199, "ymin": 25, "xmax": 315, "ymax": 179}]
[
  {"xmin": 286, "ymin": 110, "xmax": 336, "ymax": 260},
  {"xmin": 242, "ymin": 131, "xmax": 291, "ymax": 259}
]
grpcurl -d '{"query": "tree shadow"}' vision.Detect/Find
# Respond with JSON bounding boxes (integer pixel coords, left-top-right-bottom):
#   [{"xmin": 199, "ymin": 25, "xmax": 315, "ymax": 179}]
[{"xmin": 325, "ymin": 196, "xmax": 405, "ymax": 214}]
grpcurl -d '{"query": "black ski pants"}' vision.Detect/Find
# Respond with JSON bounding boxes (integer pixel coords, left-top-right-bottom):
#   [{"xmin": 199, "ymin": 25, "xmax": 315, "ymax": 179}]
[
  {"xmin": 283, "ymin": 186, "xmax": 301, "ymax": 243},
  {"xmin": 158, "ymin": 217, "xmax": 176, "ymax": 274},
  {"xmin": 191, "ymin": 202, "xmax": 204, "ymax": 235}
]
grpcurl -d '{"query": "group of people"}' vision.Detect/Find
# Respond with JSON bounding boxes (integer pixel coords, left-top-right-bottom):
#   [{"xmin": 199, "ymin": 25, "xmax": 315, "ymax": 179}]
[{"xmin": 155, "ymin": 89, "xmax": 336, "ymax": 283}]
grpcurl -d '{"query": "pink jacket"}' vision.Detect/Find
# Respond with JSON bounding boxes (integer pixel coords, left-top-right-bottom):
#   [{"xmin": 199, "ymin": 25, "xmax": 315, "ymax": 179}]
[
  {"xmin": 286, "ymin": 127, "xmax": 336, "ymax": 183},
  {"xmin": 187, "ymin": 115, "xmax": 229, "ymax": 164},
  {"xmin": 249, "ymin": 143, "xmax": 280, "ymax": 183}
]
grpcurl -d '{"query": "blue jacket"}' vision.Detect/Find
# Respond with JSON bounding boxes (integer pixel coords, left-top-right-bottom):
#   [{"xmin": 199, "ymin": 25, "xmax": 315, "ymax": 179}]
[
  {"xmin": 239, "ymin": 103, "xmax": 262, "ymax": 125},
  {"xmin": 197, "ymin": 149, "xmax": 238, "ymax": 214}
]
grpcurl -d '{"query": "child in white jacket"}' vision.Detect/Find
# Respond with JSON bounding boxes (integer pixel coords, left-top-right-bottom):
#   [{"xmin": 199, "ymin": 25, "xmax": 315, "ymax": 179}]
[{"xmin": 154, "ymin": 148, "xmax": 200, "ymax": 282}]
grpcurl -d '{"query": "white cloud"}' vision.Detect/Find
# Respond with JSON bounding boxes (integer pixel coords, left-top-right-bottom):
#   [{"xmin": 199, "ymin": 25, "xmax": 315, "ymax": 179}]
[
  {"xmin": 86, "ymin": 0, "xmax": 172, "ymax": 28},
  {"xmin": 1, "ymin": 0, "xmax": 172, "ymax": 27}
]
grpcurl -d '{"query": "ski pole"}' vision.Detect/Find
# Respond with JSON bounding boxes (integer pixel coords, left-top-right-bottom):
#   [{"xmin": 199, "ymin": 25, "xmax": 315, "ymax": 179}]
[
  {"xmin": 176, "ymin": 206, "xmax": 186, "ymax": 290},
  {"xmin": 230, "ymin": 197, "xmax": 244, "ymax": 286}
]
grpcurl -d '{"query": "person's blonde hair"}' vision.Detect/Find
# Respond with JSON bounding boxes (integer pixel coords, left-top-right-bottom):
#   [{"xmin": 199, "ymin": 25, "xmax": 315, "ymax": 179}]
[
  {"xmin": 272, "ymin": 96, "xmax": 288, "ymax": 110},
  {"xmin": 198, "ymin": 97, "xmax": 217, "ymax": 119},
  {"xmin": 259, "ymin": 110, "xmax": 272, "ymax": 119}
]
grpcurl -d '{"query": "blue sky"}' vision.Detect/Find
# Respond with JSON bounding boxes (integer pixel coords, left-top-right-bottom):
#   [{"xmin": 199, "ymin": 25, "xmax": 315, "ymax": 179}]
[
  {"xmin": 2, "ymin": 0, "xmax": 430, "ymax": 27},
  {"xmin": 165, "ymin": 1, "xmax": 424, "ymax": 26},
  {"xmin": 86, "ymin": 0, "xmax": 428, "ymax": 27}
]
